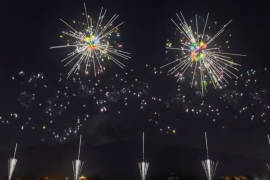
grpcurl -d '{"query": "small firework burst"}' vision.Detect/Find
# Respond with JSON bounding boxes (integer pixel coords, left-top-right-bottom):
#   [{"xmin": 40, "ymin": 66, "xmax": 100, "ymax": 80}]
[
  {"xmin": 50, "ymin": 3, "xmax": 131, "ymax": 78},
  {"xmin": 162, "ymin": 12, "xmax": 246, "ymax": 96}
]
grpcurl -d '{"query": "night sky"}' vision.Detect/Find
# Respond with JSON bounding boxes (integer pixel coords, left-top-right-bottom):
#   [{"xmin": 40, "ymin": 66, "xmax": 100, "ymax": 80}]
[{"xmin": 0, "ymin": 0, "xmax": 270, "ymax": 179}]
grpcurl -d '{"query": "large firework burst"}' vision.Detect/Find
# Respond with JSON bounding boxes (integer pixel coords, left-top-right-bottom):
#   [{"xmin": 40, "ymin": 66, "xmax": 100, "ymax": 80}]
[
  {"xmin": 50, "ymin": 3, "xmax": 131, "ymax": 78},
  {"xmin": 162, "ymin": 12, "xmax": 246, "ymax": 96}
]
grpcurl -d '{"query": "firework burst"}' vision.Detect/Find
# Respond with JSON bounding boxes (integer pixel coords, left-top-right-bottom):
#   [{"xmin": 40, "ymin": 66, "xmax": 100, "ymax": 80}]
[
  {"xmin": 50, "ymin": 3, "xmax": 131, "ymax": 78},
  {"xmin": 162, "ymin": 12, "xmax": 246, "ymax": 96}
]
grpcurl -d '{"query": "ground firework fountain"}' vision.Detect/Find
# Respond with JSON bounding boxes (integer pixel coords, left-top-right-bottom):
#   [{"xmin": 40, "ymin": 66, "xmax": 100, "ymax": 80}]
[
  {"xmin": 72, "ymin": 135, "xmax": 84, "ymax": 180},
  {"xmin": 266, "ymin": 135, "xmax": 270, "ymax": 171},
  {"xmin": 138, "ymin": 132, "xmax": 149, "ymax": 180},
  {"xmin": 8, "ymin": 143, "xmax": 18, "ymax": 180},
  {"xmin": 201, "ymin": 132, "xmax": 218, "ymax": 180}
]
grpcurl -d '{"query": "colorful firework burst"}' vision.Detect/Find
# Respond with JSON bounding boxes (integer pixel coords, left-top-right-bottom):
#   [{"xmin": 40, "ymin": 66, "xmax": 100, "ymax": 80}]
[
  {"xmin": 162, "ymin": 12, "xmax": 246, "ymax": 96},
  {"xmin": 50, "ymin": 3, "xmax": 131, "ymax": 78}
]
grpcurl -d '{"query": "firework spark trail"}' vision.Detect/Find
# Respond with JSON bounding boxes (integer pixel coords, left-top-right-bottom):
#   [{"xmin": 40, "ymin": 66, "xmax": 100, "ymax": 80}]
[
  {"xmin": 162, "ymin": 12, "xmax": 246, "ymax": 96},
  {"xmin": 50, "ymin": 3, "xmax": 131, "ymax": 78}
]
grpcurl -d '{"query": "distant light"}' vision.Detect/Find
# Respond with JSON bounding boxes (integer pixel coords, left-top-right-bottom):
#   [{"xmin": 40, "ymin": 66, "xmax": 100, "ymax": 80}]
[{"xmin": 79, "ymin": 176, "xmax": 87, "ymax": 180}]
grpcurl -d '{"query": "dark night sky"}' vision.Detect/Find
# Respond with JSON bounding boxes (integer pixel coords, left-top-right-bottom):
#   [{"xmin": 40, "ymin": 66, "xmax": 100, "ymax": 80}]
[{"xmin": 0, "ymin": 0, "xmax": 270, "ymax": 179}]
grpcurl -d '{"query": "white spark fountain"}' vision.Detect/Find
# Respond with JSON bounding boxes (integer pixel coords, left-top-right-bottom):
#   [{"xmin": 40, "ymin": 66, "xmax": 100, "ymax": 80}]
[
  {"xmin": 138, "ymin": 132, "xmax": 149, "ymax": 180},
  {"xmin": 72, "ymin": 135, "xmax": 84, "ymax": 180},
  {"xmin": 266, "ymin": 134, "xmax": 270, "ymax": 171},
  {"xmin": 8, "ymin": 143, "xmax": 18, "ymax": 180},
  {"xmin": 201, "ymin": 132, "xmax": 218, "ymax": 180}
]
